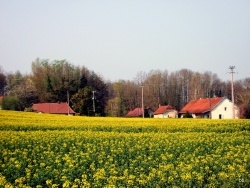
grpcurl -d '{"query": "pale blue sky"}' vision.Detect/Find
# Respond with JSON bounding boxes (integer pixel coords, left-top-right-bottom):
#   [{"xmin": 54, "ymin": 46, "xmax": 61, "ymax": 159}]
[{"xmin": 0, "ymin": 0, "xmax": 249, "ymax": 81}]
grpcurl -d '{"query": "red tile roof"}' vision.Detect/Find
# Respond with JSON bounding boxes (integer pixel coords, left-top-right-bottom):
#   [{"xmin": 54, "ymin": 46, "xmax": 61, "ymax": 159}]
[
  {"xmin": 154, "ymin": 105, "xmax": 175, "ymax": 115},
  {"xmin": 32, "ymin": 102, "xmax": 75, "ymax": 114},
  {"xmin": 179, "ymin": 97, "xmax": 225, "ymax": 114},
  {"xmin": 125, "ymin": 108, "xmax": 143, "ymax": 117}
]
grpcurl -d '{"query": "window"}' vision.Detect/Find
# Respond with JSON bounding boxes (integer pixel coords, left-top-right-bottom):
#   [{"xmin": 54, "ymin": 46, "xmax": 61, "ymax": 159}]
[{"xmin": 224, "ymin": 107, "xmax": 227, "ymax": 111}]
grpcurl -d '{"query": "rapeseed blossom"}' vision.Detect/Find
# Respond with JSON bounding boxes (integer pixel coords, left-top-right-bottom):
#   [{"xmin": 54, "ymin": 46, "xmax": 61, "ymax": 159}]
[{"xmin": 0, "ymin": 110, "xmax": 249, "ymax": 187}]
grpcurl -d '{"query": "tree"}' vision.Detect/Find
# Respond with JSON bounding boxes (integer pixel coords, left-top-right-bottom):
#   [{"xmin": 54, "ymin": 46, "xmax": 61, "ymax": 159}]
[
  {"xmin": 189, "ymin": 72, "xmax": 202, "ymax": 100},
  {"xmin": 167, "ymin": 72, "xmax": 181, "ymax": 110},
  {"xmin": 2, "ymin": 96, "xmax": 20, "ymax": 110},
  {"xmin": 31, "ymin": 58, "xmax": 108, "ymax": 115},
  {"xmin": 86, "ymin": 71, "xmax": 108, "ymax": 116},
  {"xmin": 112, "ymin": 81, "xmax": 127, "ymax": 116},
  {"xmin": 31, "ymin": 58, "xmax": 51, "ymax": 102},
  {"xmin": 3, "ymin": 72, "xmax": 38, "ymax": 110},
  {"xmin": 105, "ymin": 98, "xmax": 119, "ymax": 116},
  {"xmin": 0, "ymin": 67, "xmax": 7, "ymax": 95},
  {"xmin": 143, "ymin": 70, "xmax": 164, "ymax": 110},
  {"xmin": 71, "ymin": 87, "xmax": 93, "ymax": 116},
  {"xmin": 237, "ymin": 78, "xmax": 250, "ymax": 118},
  {"xmin": 18, "ymin": 77, "xmax": 39, "ymax": 110},
  {"xmin": 32, "ymin": 59, "xmax": 75, "ymax": 102}
]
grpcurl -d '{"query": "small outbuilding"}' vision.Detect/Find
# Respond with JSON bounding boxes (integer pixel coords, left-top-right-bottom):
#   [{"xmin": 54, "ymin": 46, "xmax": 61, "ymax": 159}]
[
  {"xmin": 125, "ymin": 108, "xmax": 143, "ymax": 117},
  {"xmin": 125, "ymin": 107, "xmax": 154, "ymax": 117},
  {"xmin": 32, "ymin": 102, "xmax": 75, "ymax": 115},
  {"xmin": 153, "ymin": 105, "xmax": 178, "ymax": 118}
]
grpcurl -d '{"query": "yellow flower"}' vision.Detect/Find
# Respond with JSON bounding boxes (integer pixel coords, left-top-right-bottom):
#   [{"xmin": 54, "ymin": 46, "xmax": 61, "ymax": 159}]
[{"xmin": 218, "ymin": 172, "xmax": 228, "ymax": 180}]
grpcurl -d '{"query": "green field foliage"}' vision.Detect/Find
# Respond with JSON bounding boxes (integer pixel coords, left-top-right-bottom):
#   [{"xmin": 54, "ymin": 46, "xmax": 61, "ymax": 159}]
[{"xmin": 0, "ymin": 110, "xmax": 250, "ymax": 187}]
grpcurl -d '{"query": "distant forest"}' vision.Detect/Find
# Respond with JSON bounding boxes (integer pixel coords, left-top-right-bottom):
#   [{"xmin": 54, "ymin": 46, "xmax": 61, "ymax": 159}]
[{"xmin": 0, "ymin": 58, "xmax": 250, "ymax": 118}]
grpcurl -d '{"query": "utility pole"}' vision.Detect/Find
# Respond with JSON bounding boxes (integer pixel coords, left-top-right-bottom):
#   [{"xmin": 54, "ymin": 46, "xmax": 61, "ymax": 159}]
[
  {"xmin": 208, "ymin": 90, "xmax": 212, "ymax": 119},
  {"xmin": 67, "ymin": 90, "xmax": 70, "ymax": 115},
  {"xmin": 140, "ymin": 85, "xmax": 144, "ymax": 118},
  {"xmin": 92, "ymin": 91, "xmax": 96, "ymax": 114},
  {"xmin": 229, "ymin": 66, "xmax": 235, "ymax": 119}
]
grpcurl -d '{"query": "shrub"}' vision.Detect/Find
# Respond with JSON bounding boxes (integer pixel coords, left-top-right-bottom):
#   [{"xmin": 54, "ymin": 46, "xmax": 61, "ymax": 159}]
[{"xmin": 1, "ymin": 96, "xmax": 20, "ymax": 110}]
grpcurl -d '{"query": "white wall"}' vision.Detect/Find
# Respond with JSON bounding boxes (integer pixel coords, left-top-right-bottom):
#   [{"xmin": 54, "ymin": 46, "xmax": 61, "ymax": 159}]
[
  {"xmin": 211, "ymin": 98, "xmax": 239, "ymax": 119},
  {"xmin": 166, "ymin": 111, "xmax": 178, "ymax": 118},
  {"xmin": 154, "ymin": 114, "xmax": 163, "ymax": 118},
  {"xmin": 154, "ymin": 111, "xmax": 178, "ymax": 118}
]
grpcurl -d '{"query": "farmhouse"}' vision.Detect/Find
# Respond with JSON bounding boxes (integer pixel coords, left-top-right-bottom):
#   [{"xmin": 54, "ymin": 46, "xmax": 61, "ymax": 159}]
[
  {"xmin": 32, "ymin": 102, "xmax": 75, "ymax": 115},
  {"xmin": 179, "ymin": 97, "xmax": 239, "ymax": 119},
  {"xmin": 154, "ymin": 105, "xmax": 178, "ymax": 118}
]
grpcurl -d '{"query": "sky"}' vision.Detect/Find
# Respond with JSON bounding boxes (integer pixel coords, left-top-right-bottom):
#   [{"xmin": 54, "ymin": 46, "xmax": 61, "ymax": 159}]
[{"xmin": 0, "ymin": 0, "xmax": 249, "ymax": 82}]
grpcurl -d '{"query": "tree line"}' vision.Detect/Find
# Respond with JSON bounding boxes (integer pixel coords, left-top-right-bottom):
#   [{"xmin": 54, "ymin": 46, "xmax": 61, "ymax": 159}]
[{"xmin": 0, "ymin": 59, "xmax": 250, "ymax": 118}]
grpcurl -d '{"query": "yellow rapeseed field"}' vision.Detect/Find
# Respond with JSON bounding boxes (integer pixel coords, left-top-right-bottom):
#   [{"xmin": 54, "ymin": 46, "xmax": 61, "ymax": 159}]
[{"xmin": 0, "ymin": 110, "xmax": 249, "ymax": 187}]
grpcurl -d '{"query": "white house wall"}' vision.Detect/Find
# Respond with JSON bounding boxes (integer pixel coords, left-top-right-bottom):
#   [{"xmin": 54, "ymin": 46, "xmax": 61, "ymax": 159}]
[
  {"xmin": 211, "ymin": 98, "xmax": 239, "ymax": 119},
  {"xmin": 167, "ymin": 111, "xmax": 178, "ymax": 118},
  {"xmin": 154, "ymin": 111, "xmax": 177, "ymax": 118},
  {"xmin": 154, "ymin": 114, "xmax": 163, "ymax": 118}
]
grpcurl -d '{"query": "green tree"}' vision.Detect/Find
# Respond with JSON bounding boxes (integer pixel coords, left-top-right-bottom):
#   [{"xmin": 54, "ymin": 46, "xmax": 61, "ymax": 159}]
[
  {"xmin": 31, "ymin": 58, "xmax": 108, "ymax": 116},
  {"xmin": 112, "ymin": 81, "xmax": 127, "ymax": 116},
  {"xmin": 71, "ymin": 87, "xmax": 93, "ymax": 116},
  {"xmin": 4, "ymin": 72, "xmax": 38, "ymax": 110},
  {"xmin": 2, "ymin": 96, "xmax": 20, "ymax": 110},
  {"xmin": 32, "ymin": 59, "xmax": 72, "ymax": 101}
]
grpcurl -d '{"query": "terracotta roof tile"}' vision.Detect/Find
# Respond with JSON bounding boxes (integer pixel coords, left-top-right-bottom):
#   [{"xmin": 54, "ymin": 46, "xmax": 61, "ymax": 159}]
[
  {"xmin": 154, "ymin": 105, "xmax": 175, "ymax": 115},
  {"xmin": 125, "ymin": 108, "xmax": 143, "ymax": 117},
  {"xmin": 32, "ymin": 102, "xmax": 75, "ymax": 114},
  {"xmin": 179, "ymin": 97, "xmax": 225, "ymax": 114}
]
